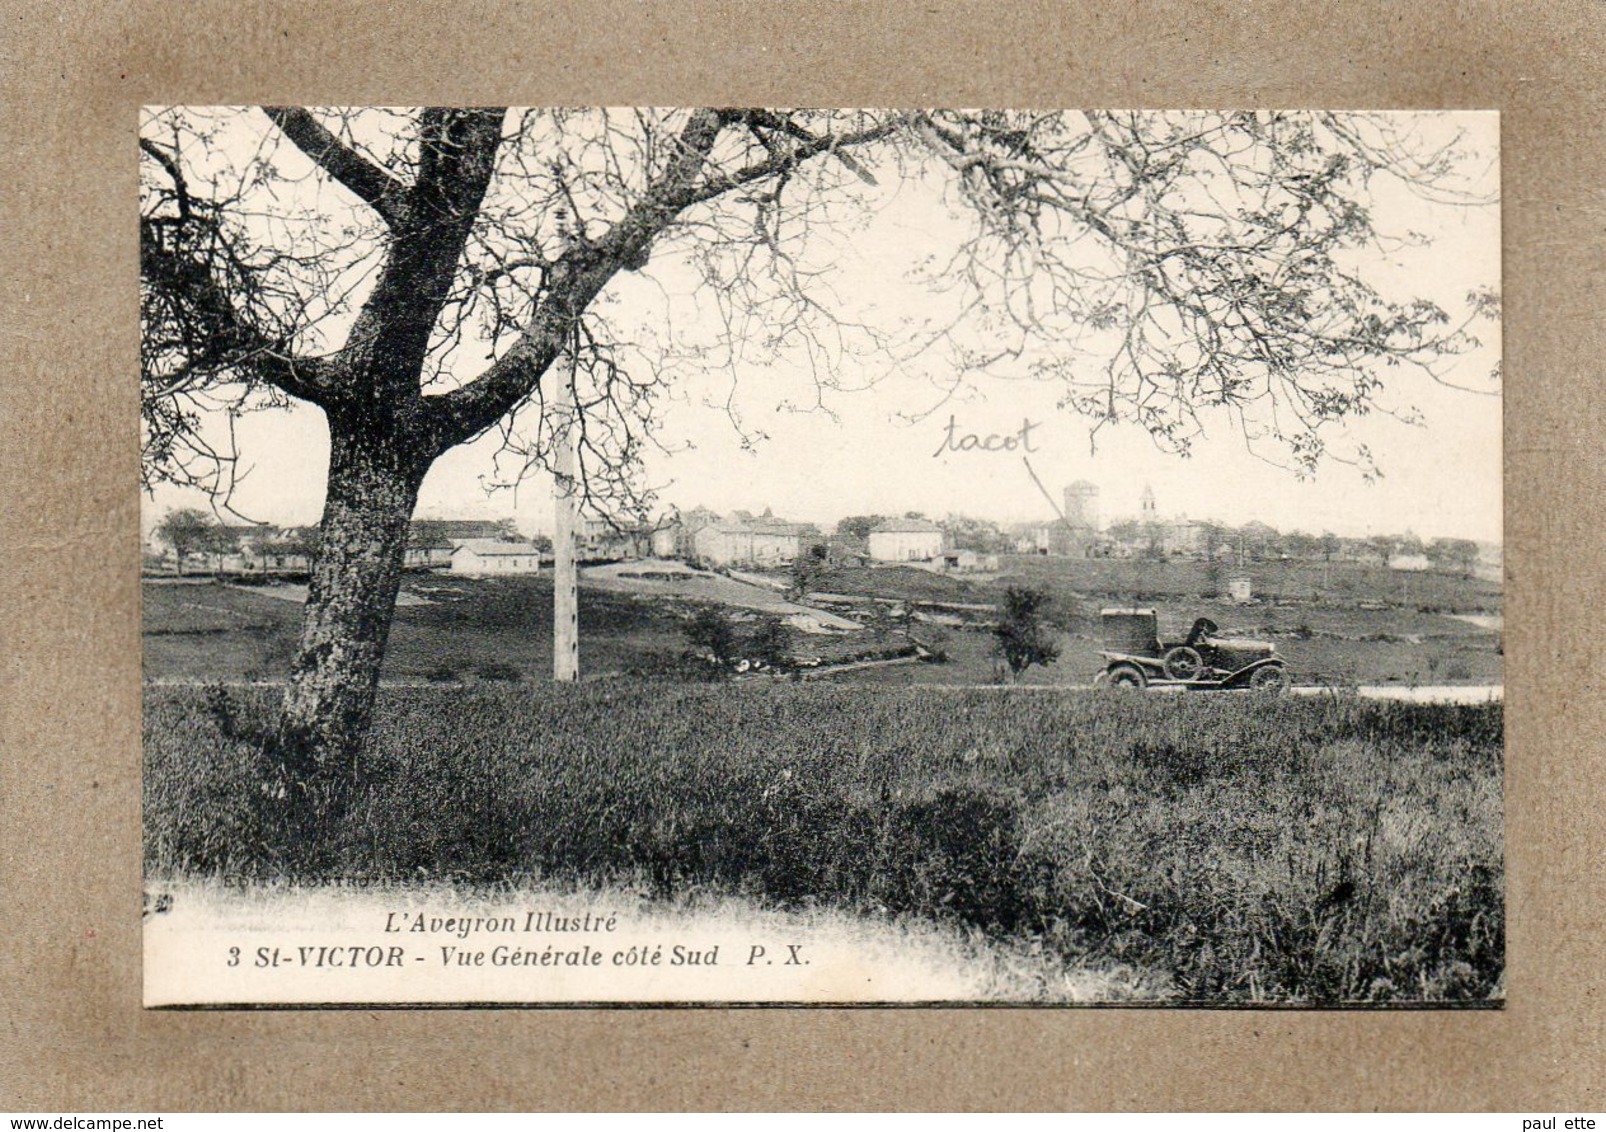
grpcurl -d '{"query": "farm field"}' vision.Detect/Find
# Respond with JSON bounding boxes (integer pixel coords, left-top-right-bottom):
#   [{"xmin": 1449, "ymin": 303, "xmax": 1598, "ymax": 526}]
[
  {"xmin": 143, "ymin": 574, "xmax": 689, "ymax": 684},
  {"xmin": 144, "ymin": 682, "xmax": 1504, "ymax": 1004},
  {"xmin": 143, "ymin": 552, "xmax": 1502, "ymax": 689}
]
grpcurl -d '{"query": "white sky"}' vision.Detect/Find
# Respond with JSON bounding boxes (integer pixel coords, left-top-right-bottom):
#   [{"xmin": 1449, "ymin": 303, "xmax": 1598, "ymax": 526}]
[{"xmin": 145, "ymin": 110, "xmax": 1501, "ymax": 544}]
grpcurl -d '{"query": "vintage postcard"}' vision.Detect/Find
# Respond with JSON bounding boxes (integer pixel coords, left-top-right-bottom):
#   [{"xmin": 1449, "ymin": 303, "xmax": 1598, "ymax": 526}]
[{"xmin": 139, "ymin": 107, "xmax": 1502, "ymax": 1007}]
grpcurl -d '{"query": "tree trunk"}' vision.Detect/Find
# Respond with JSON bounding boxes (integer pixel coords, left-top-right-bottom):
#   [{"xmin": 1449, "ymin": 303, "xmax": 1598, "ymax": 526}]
[{"xmin": 274, "ymin": 426, "xmax": 429, "ymax": 786}]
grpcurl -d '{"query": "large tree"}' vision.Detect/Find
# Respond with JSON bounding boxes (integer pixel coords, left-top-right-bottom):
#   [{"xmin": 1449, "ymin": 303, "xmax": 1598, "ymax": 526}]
[{"xmin": 139, "ymin": 107, "xmax": 1496, "ymax": 794}]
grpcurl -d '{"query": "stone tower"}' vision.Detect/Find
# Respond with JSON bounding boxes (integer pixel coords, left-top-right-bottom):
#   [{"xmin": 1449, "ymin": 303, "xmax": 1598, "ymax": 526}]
[
  {"xmin": 1063, "ymin": 480, "xmax": 1101, "ymax": 531},
  {"xmin": 1141, "ymin": 483, "xmax": 1157, "ymax": 521}
]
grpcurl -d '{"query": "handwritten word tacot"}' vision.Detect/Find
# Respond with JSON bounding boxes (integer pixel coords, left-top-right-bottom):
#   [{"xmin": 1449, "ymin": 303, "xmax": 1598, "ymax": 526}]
[{"xmin": 933, "ymin": 414, "xmax": 1041, "ymax": 457}]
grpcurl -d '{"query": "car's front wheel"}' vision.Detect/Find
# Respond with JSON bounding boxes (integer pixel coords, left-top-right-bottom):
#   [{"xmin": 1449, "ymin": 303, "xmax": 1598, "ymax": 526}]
[{"xmin": 1163, "ymin": 645, "xmax": 1204, "ymax": 681}]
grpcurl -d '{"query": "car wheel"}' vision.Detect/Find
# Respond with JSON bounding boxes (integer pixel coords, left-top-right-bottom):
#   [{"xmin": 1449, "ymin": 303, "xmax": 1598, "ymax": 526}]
[
  {"xmin": 1108, "ymin": 664, "xmax": 1147, "ymax": 690},
  {"xmin": 1163, "ymin": 646, "xmax": 1204, "ymax": 681},
  {"xmin": 1249, "ymin": 664, "xmax": 1289, "ymax": 694}
]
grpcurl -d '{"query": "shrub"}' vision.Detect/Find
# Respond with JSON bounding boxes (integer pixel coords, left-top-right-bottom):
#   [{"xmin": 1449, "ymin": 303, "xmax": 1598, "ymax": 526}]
[
  {"xmin": 747, "ymin": 615, "xmax": 793, "ymax": 672},
  {"xmin": 993, "ymin": 586, "xmax": 1061, "ymax": 677},
  {"xmin": 683, "ymin": 605, "xmax": 738, "ymax": 675}
]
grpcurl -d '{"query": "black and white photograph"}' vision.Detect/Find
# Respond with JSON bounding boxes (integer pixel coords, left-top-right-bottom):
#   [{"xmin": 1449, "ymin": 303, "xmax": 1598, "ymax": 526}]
[{"xmin": 138, "ymin": 106, "xmax": 1502, "ymax": 1007}]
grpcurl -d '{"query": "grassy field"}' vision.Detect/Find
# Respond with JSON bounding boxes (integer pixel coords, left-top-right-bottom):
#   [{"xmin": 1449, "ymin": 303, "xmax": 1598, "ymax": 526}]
[
  {"xmin": 145, "ymin": 682, "xmax": 1503, "ymax": 1004},
  {"xmin": 143, "ymin": 575, "xmax": 690, "ymax": 683},
  {"xmin": 143, "ymin": 558, "xmax": 1503, "ymax": 688},
  {"xmin": 990, "ymin": 553, "xmax": 1502, "ymax": 609}
]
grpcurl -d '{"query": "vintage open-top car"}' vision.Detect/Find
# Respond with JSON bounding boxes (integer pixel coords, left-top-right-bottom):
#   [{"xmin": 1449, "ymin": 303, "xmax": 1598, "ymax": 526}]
[{"xmin": 1094, "ymin": 608, "xmax": 1289, "ymax": 692}]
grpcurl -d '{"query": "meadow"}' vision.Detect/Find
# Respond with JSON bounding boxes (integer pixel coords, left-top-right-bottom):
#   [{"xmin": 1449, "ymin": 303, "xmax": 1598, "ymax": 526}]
[
  {"xmin": 809, "ymin": 556, "xmax": 1503, "ymax": 687},
  {"xmin": 145, "ymin": 682, "xmax": 1504, "ymax": 1005},
  {"xmin": 142, "ymin": 574, "xmax": 689, "ymax": 683},
  {"xmin": 143, "ymin": 560, "xmax": 1503, "ymax": 689}
]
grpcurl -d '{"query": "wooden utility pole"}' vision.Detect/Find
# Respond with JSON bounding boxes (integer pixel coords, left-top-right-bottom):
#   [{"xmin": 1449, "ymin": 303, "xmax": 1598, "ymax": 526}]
[{"xmin": 552, "ymin": 332, "xmax": 581, "ymax": 683}]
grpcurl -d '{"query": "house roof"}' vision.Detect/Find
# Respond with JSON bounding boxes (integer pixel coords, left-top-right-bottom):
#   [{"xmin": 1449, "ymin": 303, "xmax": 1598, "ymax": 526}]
[
  {"xmin": 749, "ymin": 520, "xmax": 809, "ymax": 536},
  {"xmin": 411, "ymin": 519, "xmax": 510, "ymax": 548},
  {"xmin": 677, "ymin": 507, "xmax": 721, "ymax": 530},
  {"xmin": 870, "ymin": 518, "xmax": 943, "ymax": 534},
  {"xmin": 450, "ymin": 538, "xmax": 541, "ymax": 557},
  {"xmin": 705, "ymin": 517, "xmax": 808, "ymax": 537}
]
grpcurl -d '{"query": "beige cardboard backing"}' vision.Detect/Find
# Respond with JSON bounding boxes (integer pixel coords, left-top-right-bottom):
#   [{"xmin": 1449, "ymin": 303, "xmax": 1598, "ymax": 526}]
[{"xmin": 1, "ymin": 0, "xmax": 1601, "ymax": 1111}]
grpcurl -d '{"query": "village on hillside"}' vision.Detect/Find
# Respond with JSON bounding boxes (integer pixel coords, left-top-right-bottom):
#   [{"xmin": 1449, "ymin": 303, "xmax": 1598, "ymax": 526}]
[
  {"xmin": 142, "ymin": 475, "xmax": 1503, "ymax": 693},
  {"xmin": 143, "ymin": 477, "xmax": 1498, "ymax": 585}
]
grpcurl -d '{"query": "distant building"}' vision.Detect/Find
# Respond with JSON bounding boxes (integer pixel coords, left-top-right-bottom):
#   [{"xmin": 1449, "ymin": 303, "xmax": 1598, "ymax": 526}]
[
  {"xmin": 688, "ymin": 509, "xmax": 817, "ymax": 567},
  {"xmin": 1105, "ymin": 485, "xmax": 1218, "ymax": 559},
  {"xmin": 1011, "ymin": 524, "xmax": 1052, "ymax": 556},
  {"xmin": 174, "ymin": 523, "xmax": 318, "ymax": 574},
  {"xmin": 938, "ymin": 548, "xmax": 999, "ymax": 573},
  {"xmin": 409, "ymin": 519, "xmax": 512, "ymax": 569},
  {"xmin": 1063, "ymin": 481, "xmax": 1101, "ymax": 532},
  {"xmin": 868, "ymin": 518, "xmax": 944, "ymax": 562},
  {"xmin": 668, "ymin": 506, "xmax": 722, "ymax": 560},
  {"xmin": 578, "ymin": 516, "xmax": 654, "ymax": 561},
  {"xmin": 1389, "ymin": 552, "xmax": 1432, "ymax": 572},
  {"xmin": 450, "ymin": 539, "xmax": 543, "ymax": 576},
  {"xmin": 750, "ymin": 517, "xmax": 815, "ymax": 566},
  {"xmin": 1238, "ymin": 520, "xmax": 1280, "ymax": 560},
  {"xmin": 1165, "ymin": 519, "xmax": 1210, "ymax": 556},
  {"xmin": 649, "ymin": 527, "xmax": 678, "ymax": 558},
  {"xmin": 1228, "ymin": 574, "xmax": 1254, "ymax": 603},
  {"xmin": 254, "ymin": 526, "xmax": 318, "ymax": 573}
]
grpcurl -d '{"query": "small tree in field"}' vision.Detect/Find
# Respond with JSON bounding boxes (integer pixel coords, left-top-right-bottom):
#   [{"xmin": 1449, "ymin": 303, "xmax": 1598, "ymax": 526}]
[
  {"xmin": 747, "ymin": 615, "xmax": 793, "ymax": 673},
  {"xmin": 788, "ymin": 543, "xmax": 829, "ymax": 600},
  {"xmin": 1427, "ymin": 536, "xmax": 1481, "ymax": 578},
  {"xmin": 155, "ymin": 508, "xmax": 213, "ymax": 576},
  {"xmin": 683, "ymin": 605, "xmax": 738, "ymax": 676},
  {"xmin": 994, "ymin": 587, "xmax": 1061, "ymax": 680},
  {"xmin": 196, "ymin": 523, "xmax": 241, "ymax": 574}
]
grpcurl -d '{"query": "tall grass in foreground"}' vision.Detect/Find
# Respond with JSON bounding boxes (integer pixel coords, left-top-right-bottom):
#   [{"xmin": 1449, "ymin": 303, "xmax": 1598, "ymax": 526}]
[{"xmin": 144, "ymin": 684, "xmax": 1502, "ymax": 1004}]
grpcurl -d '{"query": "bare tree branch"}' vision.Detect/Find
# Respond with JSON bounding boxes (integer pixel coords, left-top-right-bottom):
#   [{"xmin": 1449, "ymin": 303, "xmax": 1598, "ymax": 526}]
[
  {"xmin": 263, "ymin": 106, "xmax": 412, "ymax": 229},
  {"xmin": 419, "ymin": 108, "xmax": 732, "ymax": 449},
  {"xmin": 139, "ymin": 132, "xmax": 339, "ymax": 411}
]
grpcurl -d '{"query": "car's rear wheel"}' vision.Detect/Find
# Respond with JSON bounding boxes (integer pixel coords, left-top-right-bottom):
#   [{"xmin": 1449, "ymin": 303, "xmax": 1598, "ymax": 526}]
[
  {"xmin": 1249, "ymin": 664, "xmax": 1289, "ymax": 694},
  {"xmin": 1108, "ymin": 664, "xmax": 1147, "ymax": 690}
]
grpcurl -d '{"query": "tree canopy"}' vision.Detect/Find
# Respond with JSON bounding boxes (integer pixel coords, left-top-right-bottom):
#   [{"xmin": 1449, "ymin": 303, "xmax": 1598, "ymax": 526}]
[
  {"xmin": 141, "ymin": 108, "xmax": 1498, "ymax": 508},
  {"xmin": 153, "ymin": 507, "xmax": 212, "ymax": 574}
]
